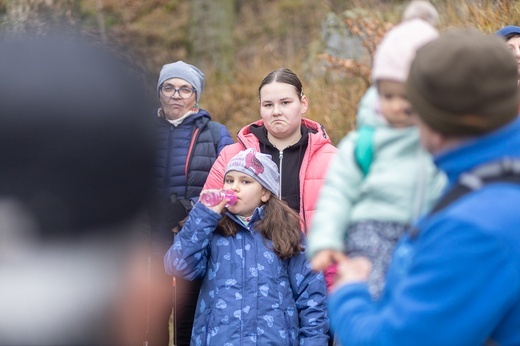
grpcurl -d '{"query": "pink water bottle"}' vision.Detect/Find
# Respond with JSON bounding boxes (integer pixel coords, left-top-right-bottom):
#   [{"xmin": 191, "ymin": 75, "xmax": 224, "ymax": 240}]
[{"xmin": 200, "ymin": 189, "xmax": 237, "ymax": 207}]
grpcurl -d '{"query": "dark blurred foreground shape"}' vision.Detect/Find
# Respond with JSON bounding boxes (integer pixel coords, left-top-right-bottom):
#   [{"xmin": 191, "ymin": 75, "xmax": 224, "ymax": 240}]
[{"xmin": 0, "ymin": 29, "xmax": 159, "ymax": 345}]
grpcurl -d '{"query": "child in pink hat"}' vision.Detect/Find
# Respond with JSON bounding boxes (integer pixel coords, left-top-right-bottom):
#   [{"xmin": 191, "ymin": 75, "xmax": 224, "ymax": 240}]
[{"xmin": 308, "ymin": 18, "xmax": 446, "ymax": 299}]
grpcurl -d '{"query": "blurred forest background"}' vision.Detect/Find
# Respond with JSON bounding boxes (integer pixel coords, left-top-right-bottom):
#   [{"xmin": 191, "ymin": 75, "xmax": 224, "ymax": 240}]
[{"xmin": 0, "ymin": 0, "xmax": 518, "ymax": 144}]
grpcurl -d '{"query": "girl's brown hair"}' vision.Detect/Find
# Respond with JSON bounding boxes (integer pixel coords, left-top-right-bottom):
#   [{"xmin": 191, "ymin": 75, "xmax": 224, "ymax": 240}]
[{"xmin": 216, "ymin": 194, "xmax": 304, "ymax": 260}]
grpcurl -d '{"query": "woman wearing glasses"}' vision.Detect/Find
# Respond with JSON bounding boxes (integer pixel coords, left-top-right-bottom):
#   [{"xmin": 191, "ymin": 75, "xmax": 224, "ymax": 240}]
[{"xmin": 149, "ymin": 61, "xmax": 234, "ymax": 346}]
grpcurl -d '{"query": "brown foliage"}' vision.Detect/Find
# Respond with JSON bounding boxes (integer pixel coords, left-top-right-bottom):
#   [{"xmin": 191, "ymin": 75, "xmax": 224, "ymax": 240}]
[
  {"xmin": 321, "ymin": 14, "xmax": 392, "ymax": 87},
  {"xmin": 4, "ymin": 0, "xmax": 519, "ymax": 145},
  {"xmin": 316, "ymin": 0, "xmax": 520, "ymax": 143}
]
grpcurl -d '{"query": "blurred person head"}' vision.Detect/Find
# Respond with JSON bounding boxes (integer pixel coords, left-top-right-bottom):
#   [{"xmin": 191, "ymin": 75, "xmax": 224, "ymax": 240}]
[
  {"xmin": 371, "ymin": 18, "xmax": 439, "ymax": 128},
  {"xmin": 0, "ymin": 29, "xmax": 156, "ymax": 345},
  {"xmin": 258, "ymin": 67, "xmax": 309, "ymax": 146},
  {"xmin": 407, "ymin": 28, "xmax": 520, "ymax": 154},
  {"xmin": 157, "ymin": 60, "xmax": 205, "ymax": 121},
  {"xmin": 496, "ymin": 26, "xmax": 520, "ymax": 76},
  {"xmin": 402, "ymin": 0, "xmax": 439, "ymax": 27}
]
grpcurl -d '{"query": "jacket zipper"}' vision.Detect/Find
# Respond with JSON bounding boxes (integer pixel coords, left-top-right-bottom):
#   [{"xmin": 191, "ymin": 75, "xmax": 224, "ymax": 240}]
[
  {"xmin": 241, "ymin": 228, "xmax": 246, "ymax": 345},
  {"xmin": 301, "ymin": 134, "xmax": 310, "ymax": 232},
  {"xmin": 278, "ymin": 151, "xmax": 283, "ymax": 199}
]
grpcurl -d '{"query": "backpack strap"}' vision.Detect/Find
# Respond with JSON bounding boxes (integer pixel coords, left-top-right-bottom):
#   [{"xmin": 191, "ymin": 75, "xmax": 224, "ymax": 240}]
[
  {"xmin": 207, "ymin": 120, "xmax": 221, "ymax": 150},
  {"xmin": 184, "ymin": 118, "xmax": 221, "ymax": 197},
  {"xmin": 354, "ymin": 126, "xmax": 375, "ymax": 177},
  {"xmin": 411, "ymin": 158, "xmax": 520, "ymax": 237},
  {"xmin": 432, "ymin": 159, "xmax": 520, "ymax": 214}
]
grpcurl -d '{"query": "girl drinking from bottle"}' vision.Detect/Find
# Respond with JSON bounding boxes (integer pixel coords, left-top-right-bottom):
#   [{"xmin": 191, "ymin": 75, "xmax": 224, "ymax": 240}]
[{"xmin": 164, "ymin": 148, "xmax": 329, "ymax": 345}]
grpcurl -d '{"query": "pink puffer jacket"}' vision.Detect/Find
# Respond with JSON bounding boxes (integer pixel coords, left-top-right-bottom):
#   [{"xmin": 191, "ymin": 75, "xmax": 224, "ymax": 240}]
[{"xmin": 204, "ymin": 118, "xmax": 337, "ymax": 233}]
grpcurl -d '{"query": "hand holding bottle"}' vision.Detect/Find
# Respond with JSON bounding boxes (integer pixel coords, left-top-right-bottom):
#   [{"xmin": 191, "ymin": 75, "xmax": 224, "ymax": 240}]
[{"xmin": 200, "ymin": 189, "xmax": 237, "ymax": 209}]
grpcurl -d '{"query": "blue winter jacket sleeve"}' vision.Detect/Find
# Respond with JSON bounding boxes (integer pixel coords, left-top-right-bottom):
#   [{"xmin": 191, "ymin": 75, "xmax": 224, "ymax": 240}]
[
  {"xmin": 288, "ymin": 249, "xmax": 330, "ymax": 344},
  {"xmin": 164, "ymin": 203, "xmax": 220, "ymax": 280},
  {"xmin": 327, "ymin": 214, "xmax": 520, "ymax": 346}
]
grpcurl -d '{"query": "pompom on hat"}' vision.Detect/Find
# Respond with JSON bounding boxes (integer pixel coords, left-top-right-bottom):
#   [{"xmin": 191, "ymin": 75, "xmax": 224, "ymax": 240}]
[
  {"xmin": 371, "ymin": 18, "xmax": 439, "ymax": 83},
  {"xmin": 225, "ymin": 149, "xmax": 280, "ymax": 197},
  {"xmin": 407, "ymin": 28, "xmax": 520, "ymax": 136},
  {"xmin": 157, "ymin": 61, "xmax": 205, "ymax": 102},
  {"xmin": 402, "ymin": 0, "xmax": 439, "ymax": 26}
]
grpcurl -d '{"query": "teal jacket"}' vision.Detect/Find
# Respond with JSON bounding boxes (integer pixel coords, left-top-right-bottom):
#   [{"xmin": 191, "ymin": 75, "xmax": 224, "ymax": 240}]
[{"xmin": 307, "ymin": 86, "xmax": 446, "ymax": 258}]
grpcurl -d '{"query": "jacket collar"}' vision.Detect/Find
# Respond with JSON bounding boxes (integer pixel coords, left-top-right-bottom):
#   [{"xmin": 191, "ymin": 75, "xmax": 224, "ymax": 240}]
[
  {"xmin": 435, "ymin": 117, "xmax": 520, "ymax": 186},
  {"xmin": 226, "ymin": 205, "xmax": 265, "ymax": 230},
  {"xmin": 156, "ymin": 108, "xmax": 211, "ymax": 127},
  {"xmin": 236, "ymin": 118, "xmax": 332, "ymax": 152}
]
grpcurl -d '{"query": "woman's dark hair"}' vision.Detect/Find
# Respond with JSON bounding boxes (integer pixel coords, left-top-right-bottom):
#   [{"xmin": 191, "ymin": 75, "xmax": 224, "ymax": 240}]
[
  {"xmin": 216, "ymin": 195, "xmax": 304, "ymax": 260},
  {"xmin": 258, "ymin": 67, "xmax": 304, "ymax": 99}
]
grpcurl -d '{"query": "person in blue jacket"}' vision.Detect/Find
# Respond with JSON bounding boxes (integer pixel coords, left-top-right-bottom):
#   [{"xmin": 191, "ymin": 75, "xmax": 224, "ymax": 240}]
[
  {"xmin": 149, "ymin": 61, "xmax": 234, "ymax": 345},
  {"xmin": 165, "ymin": 148, "xmax": 329, "ymax": 345},
  {"xmin": 328, "ymin": 29, "xmax": 520, "ymax": 345}
]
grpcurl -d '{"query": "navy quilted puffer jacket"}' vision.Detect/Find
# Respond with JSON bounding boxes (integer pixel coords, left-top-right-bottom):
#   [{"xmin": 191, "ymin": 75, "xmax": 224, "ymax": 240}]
[{"xmin": 151, "ymin": 110, "xmax": 233, "ymax": 256}]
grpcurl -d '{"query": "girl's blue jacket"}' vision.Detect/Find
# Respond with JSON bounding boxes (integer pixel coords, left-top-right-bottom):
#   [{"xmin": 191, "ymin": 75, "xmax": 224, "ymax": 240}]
[{"xmin": 165, "ymin": 203, "xmax": 330, "ymax": 345}]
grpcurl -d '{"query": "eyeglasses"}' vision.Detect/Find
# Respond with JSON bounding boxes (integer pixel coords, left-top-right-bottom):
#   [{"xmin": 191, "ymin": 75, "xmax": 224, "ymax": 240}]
[{"xmin": 160, "ymin": 84, "xmax": 195, "ymax": 99}]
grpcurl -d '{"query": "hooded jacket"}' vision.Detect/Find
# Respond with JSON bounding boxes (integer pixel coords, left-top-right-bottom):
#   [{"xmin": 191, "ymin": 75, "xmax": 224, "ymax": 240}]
[
  {"xmin": 328, "ymin": 117, "xmax": 520, "ymax": 346},
  {"xmin": 164, "ymin": 203, "xmax": 330, "ymax": 345},
  {"xmin": 307, "ymin": 86, "xmax": 446, "ymax": 259},
  {"xmin": 204, "ymin": 118, "xmax": 337, "ymax": 231}
]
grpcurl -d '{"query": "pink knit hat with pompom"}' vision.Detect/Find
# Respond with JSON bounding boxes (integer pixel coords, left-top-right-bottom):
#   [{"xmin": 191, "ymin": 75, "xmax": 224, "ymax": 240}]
[{"xmin": 371, "ymin": 18, "xmax": 438, "ymax": 83}]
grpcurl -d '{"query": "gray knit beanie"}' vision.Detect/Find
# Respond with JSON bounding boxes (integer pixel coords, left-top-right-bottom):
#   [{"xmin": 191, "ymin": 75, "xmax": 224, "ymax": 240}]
[
  {"xmin": 157, "ymin": 61, "xmax": 205, "ymax": 102},
  {"xmin": 225, "ymin": 149, "xmax": 280, "ymax": 197}
]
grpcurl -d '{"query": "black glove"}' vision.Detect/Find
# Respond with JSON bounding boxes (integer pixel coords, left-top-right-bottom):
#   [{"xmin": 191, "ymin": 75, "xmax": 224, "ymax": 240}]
[{"xmin": 164, "ymin": 195, "xmax": 193, "ymax": 232}]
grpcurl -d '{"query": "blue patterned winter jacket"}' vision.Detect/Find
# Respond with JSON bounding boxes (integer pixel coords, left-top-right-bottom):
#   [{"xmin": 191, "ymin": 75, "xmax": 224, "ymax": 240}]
[{"xmin": 164, "ymin": 203, "xmax": 330, "ymax": 345}]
